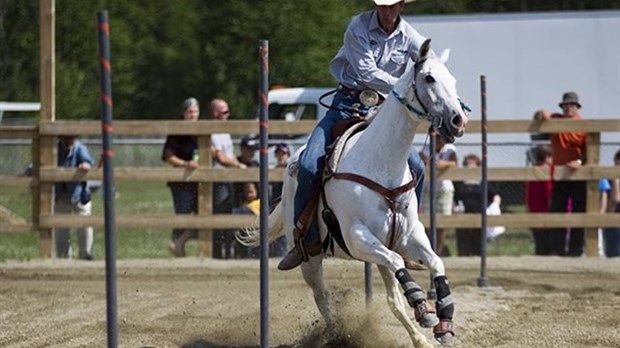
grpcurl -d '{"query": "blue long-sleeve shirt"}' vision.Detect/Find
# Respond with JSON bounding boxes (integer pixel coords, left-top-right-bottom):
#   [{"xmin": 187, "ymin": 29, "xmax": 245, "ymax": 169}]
[
  {"xmin": 329, "ymin": 10, "xmax": 429, "ymax": 96},
  {"xmin": 56, "ymin": 140, "xmax": 95, "ymax": 204}
]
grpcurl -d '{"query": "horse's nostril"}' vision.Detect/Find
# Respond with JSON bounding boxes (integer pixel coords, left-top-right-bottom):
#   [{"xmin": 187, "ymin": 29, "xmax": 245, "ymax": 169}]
[{"xmin": 451, "ymin": 114, "xmax": 462, "ymax": 127}]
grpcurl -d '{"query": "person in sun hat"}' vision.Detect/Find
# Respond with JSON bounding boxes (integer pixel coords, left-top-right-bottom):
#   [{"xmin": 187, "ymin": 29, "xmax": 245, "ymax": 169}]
[{"xmin": 538, "ymin": 91, "xmax": 588, "ymax": 256}]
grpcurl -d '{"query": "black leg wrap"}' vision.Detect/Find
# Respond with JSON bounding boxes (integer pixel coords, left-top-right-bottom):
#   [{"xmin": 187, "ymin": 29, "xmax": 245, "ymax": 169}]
[
  {"xmin": 396, "ymin": 268, "xmax": 425, "ymax": 306},
  {"xmin": 434, "ymin": 275, "xmax": 454, "ymax": 320}
]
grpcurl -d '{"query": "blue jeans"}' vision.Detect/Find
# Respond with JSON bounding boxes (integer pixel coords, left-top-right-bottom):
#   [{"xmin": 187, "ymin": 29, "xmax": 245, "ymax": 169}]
[
  {"xmin": 169, "ymin": 183, "xmax": 198, "ymax": 241},
  {"xmin": 604, "ymin": 227, "xmax": 620, "ymax": 257},
  {"xmin": 294, "ymin": 89, "xmax": 425, "ymax": 244}
]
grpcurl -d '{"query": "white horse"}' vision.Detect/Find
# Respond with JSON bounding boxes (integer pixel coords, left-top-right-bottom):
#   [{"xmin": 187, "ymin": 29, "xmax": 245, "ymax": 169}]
[{"xmin": 238, "ymin": 39, "xmax": 467, "ymax": 348}]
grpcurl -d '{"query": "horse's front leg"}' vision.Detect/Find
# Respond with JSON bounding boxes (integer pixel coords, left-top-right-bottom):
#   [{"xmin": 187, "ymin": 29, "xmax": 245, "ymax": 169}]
[
  {"xmin": 377, "ymin": 265, "xmax": 434, "ymax": 348},
  {"xmin": 347, "ymin": 223, "xmax": 439, "ymax": 329},
  {"xmin": 400, "ymin": 220, "xmax": 456, "ymax": 346},
  {"xmin": 300, "ymin": 254, "xmax": 334, "ymax": 331}
]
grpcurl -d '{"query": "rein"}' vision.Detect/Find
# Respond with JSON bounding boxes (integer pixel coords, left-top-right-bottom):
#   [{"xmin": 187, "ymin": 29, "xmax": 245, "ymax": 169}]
[{"xmin": 331, "ymin": 172, "xmax": 416, "ymax": 251}]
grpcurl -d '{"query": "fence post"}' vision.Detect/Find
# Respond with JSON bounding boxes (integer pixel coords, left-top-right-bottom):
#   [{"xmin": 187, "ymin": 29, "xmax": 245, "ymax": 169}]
[
  {"xmin": 584, "ymin": 132, "xmax": 601, "ymax": 256},
  {"xmin": 38, "ymin": 0, "xmax": 55, "ymax": 258},
  {"xmin": 198, "ymin": 135, "xmax": 213, "ymax": 257}
]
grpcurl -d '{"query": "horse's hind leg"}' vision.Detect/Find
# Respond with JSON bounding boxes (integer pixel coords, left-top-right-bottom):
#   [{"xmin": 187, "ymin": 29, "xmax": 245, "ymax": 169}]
[
  {"xmin": 347, "ymin": 223, "xmax": 438, "ymax": 329},
  {"xmin": 300, "ymin": 254, "xmax": 334, "ymax": 330},
  {"xmin": 377, "ymin": 265, "xmax": 434, "ymax": 348}
]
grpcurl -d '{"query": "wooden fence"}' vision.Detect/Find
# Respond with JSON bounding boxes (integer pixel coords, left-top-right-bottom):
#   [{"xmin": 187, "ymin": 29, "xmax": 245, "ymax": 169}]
[{"xmin": 1, "ymin": 118, "xmax": 619, "ymax": 257}]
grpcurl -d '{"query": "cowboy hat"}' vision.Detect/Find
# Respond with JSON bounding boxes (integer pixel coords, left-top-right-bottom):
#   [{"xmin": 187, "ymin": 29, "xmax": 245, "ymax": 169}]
[
  {"xmin": 558, "ymin": 91, "xmax": 581, "ymax": 109},
  {"xmin": 373, "ymin": 0, "xmax": 414, "ymax": 5}
]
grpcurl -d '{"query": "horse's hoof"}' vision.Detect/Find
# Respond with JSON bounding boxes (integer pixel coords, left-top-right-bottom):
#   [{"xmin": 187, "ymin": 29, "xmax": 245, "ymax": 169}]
[
  {"xmin": 434, "ymin": 319, "xmax": 455, "ymax": 346},
  {"xmin": 414, "ymin": 301, "xmax": 439, "ymax": 328},
  {"xmin": 434, "ymin": 332, "xmax": 456, "ymax": 346},
  {"xmin": 417, "ymin": 312, "xmax": 439, "ymax": 328}
]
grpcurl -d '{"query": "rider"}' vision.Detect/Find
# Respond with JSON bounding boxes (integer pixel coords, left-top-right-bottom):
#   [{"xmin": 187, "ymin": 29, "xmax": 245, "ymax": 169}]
[{"xmin": 278, "ymin": 0, "xmax": 430, "ymax": 271}]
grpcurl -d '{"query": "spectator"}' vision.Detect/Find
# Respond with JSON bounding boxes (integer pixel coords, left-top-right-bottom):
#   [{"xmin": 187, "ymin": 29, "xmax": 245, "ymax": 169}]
[
  {"xmin": 602, "ymin": 150, "xmax": 620, "ymax": 257},
  {"xmin": 452, "ymin": 154, "xmax": 499, "ymax": 256},
  {"xmin": 209, "ymin": 98, "xmax": 247, "ymax": 259},
  {"xmin": 525, "ymin": 145, "xmax": 554, "ymax": 255},
  {"xmin": 232, "ymin": 182, "xmax": 261, "ymax": 258},
  {"xmin": 599, "ymin": 178, "xmax": 612, "ymax": 257},
  {"xmin": 232, "ymin": 134, "xmax": 259, "ymax": 209},
  {"xmin": 55, "ymin": 135, "xmax": 96, "ymax": 260},
  {"xmin": 539, "ymin": 91, "xmax": 588, "ymax": 256},
  {"xmin": 279, "ymin": 0, "xmax": 435, "ymax": 270},
  {"xmin": 231, "ymin": 135, "xmax": 260, "ymax": 259},
  {"xmin": 269, "ymin": 143, "xmax": 291, "ymax": 205},
  {"xmin": 162, "ymin": 98, "xmax": 201, "ymax": 257},
  {"xmin": 269, "ymin": 143, "xmax": 291, "ymax": 257},
  {"xmin": 420, "ymin": 133, "xmax": 457, "ymax": 256}
]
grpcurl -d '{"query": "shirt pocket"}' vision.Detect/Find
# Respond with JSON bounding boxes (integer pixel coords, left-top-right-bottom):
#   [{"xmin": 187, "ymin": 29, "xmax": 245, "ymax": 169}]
[{"xmin": 389, "ymin": 52, "xmax": 407, "ymax": 65}]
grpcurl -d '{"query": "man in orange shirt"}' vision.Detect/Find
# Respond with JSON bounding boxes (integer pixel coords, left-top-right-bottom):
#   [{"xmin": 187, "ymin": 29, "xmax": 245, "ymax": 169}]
[{"xmin": 539, "ymin": 91, "xmax": 587, "ymax": 256}]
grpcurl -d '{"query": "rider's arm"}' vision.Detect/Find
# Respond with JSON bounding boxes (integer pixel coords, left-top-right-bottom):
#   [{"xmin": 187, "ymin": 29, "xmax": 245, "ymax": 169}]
[{"xmin": 342, "ymin": 21, "xmax": 398, "ymax": 92}]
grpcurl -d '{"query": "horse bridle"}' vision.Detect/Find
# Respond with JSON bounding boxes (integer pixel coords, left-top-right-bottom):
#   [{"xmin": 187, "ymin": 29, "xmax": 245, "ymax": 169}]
[
  {"xmin": 391, "ymin": 59, "xmax": 471, "ymax": 132},
  {"xmin": 391, "ymin": 58, "xmax": 445, "ymax": 131}
]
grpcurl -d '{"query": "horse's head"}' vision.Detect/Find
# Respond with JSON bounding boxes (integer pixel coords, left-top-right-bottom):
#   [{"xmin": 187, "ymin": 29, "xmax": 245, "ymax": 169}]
[{"xmin": 393, "ymin": 39, "xmax": 468, "ymax": 143}]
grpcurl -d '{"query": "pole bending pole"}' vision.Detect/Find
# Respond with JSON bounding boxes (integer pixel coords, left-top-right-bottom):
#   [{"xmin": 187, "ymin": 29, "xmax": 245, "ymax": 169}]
[
  {"xmin": 428, "ymin": 131, "xmax": 437, "ymax": 300},
  {"xmin": 478, "ymin": 75, "xmax": 489, "ymax": 288},
  {"xmin": 97, "ymin": 10, "xmax": 118, "ymax": 347},
  {"xmin": 258, "ymin": 39, "xmax": 270, "ymax": 348}
]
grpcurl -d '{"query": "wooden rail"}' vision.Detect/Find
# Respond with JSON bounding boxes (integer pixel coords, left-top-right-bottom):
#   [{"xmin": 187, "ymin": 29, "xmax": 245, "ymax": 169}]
[{"xmin": 1, "ymin": 119, "xmax": 619, "ymax": 257}]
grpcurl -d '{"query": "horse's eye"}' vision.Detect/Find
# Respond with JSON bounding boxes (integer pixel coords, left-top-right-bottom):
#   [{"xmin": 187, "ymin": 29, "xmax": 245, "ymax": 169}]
[{"xmin": 425, "ymin": 75, "xmax": 435, "ymax": 84}]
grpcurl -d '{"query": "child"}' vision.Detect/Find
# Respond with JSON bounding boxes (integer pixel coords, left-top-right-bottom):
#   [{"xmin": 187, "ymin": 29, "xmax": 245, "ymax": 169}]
[{"xmin": 525, "ymin": 145, "xmax": 554, "ymax": 255}]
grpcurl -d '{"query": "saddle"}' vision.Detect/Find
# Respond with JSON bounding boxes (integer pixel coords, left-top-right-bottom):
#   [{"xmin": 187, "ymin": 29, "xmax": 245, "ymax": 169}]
[{"xmin": 292, "ymin": 117, "xmax": 367, "ymax": 260}]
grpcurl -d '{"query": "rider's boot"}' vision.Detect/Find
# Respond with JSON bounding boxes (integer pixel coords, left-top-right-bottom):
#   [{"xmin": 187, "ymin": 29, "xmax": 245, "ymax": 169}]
[{"xmin": 278, "ymin": 224, "xmax": 322, "ymax": 271}]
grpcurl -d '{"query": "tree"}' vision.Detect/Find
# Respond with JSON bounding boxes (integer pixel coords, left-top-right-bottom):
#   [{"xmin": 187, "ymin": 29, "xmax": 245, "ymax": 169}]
[{"xmin": 1, "ymin": 0, "xmax": 617, "ymax": 121}]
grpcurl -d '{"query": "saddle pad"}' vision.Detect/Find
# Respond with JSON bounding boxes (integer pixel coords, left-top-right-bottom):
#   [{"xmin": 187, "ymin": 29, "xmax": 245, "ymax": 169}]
[{"xmin": 324, "ymin": 120, "xmax": 368, "ymax": 177}]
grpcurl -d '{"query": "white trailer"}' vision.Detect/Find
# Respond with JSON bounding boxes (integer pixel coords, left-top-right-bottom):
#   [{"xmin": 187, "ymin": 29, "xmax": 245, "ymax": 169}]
[{"xmin": 407, "ymin": 10, "xmax": 620, "ymax": 146}]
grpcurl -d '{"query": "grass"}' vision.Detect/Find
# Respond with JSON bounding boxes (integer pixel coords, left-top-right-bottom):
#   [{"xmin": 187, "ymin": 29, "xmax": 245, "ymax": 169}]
[{"xmin": 0, "ymin": 181, "xmax": 534, "ymax": 262}]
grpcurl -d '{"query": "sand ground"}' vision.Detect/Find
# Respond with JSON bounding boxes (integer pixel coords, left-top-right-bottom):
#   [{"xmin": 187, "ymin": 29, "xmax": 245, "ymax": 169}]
[{"xmin": 1, "ymin": 256, "xmax": 619, "ymax": 348}]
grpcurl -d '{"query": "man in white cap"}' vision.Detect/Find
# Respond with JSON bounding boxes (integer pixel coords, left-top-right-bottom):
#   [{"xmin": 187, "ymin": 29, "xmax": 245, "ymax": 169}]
[
  {"xmin": 282, "ymin": 0, "xmax": 426, "ymax": 263},
  {"xmin": 279, "ymin": 0, "xmax": 457, "ymax": 344},
  {"xmin": 281, "ymin": 0, "xmax": 428, "ymax": 271}
]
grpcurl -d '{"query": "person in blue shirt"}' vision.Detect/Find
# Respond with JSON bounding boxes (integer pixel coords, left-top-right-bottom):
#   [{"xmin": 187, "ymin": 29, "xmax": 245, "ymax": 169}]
[
  {"xmin": 55, "ymin": 135, "xmax": 96, "ymax": 260},
  {"xmin": 602, "ymin": 150, "xmax": 620, "ymax": 257},
  {"xmin": 279, "ymin": 0, "xmax": 429, "ymax": 271}
]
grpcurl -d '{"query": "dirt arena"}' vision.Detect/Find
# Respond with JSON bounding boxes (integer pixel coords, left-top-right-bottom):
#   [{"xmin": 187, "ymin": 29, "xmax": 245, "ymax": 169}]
[{"xmin": 1, "ymin": 256, "xmax": 619, "ymax": 348}]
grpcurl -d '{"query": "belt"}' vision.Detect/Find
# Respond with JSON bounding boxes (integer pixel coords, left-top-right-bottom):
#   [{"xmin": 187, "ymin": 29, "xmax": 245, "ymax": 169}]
[{"xmin": 338, "ymin": 85, "xmax": 384, "ymax": 106}]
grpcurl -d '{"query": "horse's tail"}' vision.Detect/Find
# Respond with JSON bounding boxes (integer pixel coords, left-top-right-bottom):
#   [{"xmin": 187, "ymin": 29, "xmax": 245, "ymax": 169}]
[{"xmin": 235, "ymin": 200, "xmax": 285, "ymax": 247}]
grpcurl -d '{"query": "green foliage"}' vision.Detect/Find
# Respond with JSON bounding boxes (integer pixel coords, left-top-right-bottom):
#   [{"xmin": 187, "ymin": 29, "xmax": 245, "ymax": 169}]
[{"xmin": 1, "ymin": 0, "xmax": 618, "ymax": 122}]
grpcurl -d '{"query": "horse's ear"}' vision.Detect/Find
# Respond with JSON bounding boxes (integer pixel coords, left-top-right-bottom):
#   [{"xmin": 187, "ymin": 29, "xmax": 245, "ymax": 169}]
[
  {"xmin": 419, "ymin": 39, "xmax": 432, "ymax": 61},
  {"xmin": 439, "ymin": 49, "xmax": 451, "ymax": 64}
]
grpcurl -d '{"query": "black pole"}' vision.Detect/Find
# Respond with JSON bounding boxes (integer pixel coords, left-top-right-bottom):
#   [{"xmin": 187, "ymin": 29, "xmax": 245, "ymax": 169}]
[
  {"xmin": 97, "ymin": 10, "xmax": 118, "ymax": 348},
  {"xmin": 364, "ymin": 262, "xmax": 373, "ymax": 305},
  {"xmin": 428, "ymin": 131, "xmax": 437, "ymax": 300},
  {"xmin": 258, "ymin": 39, "xmax": 270, "ymax": 348},
  {"xmin": 478, "ymin": 75, "xmax": 489, "ymax": 288}
]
